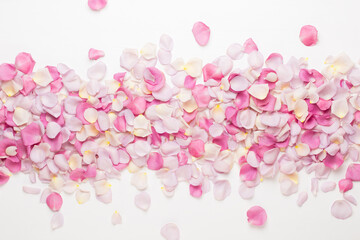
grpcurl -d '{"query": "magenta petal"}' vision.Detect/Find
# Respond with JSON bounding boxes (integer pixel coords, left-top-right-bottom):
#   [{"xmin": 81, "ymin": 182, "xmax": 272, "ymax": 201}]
[
  {"xmin": 240, "ymin": 164, "xmax": 258, "ymax": 181},
  {"xmin": 323, "ymin": 153, "xmax": 344, "ymax": 170},
  {"xmin": 192, "ymin": 21, "xmax": 210, "ymax": 46},
  {"xmin": 189, "ymin": 184, "xmax": 202, "ymax": 198},
  {"xmin": 188, "ymin": 139, "xmax": 205, "ymax": 158},
  {"xmin": 0, "ymin": 63, "xmax": 17, "ymax": 81},
  {"xmin": 88, "ymin": 0, "xmax": 107, "ymax": 11},
  {"xmin": 46, "ymin": 192, "xmax": 63, "ymax": 212},
  {"xmin": 15, "ymin": 52, "xmax": 35, "ymax": 74},
  {"xmin": 247, "ymin": 206, "xmax": 267, "ymax": 226},
  {"xmin": 88, "ymin": 48, "xmax": 105, "ymax": 60},
  {"xmin": 299, "ymin": 25, "xmax": 318, "ymax": 46},
  {"xmin": 0, "ymin": 171, "xmax": 10, "ymax": 186},
  {"xmin": 147, "ymin": 152, "xmax": 164, "ymax": 170},
  {"xmin": 339, "ymin": 179, "xmax": 353, "ymax": 193}
]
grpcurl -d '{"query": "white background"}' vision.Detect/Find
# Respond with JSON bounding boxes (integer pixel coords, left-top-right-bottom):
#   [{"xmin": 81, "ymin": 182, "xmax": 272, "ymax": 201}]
[{"xmin": 0, "ymin": 0, "xmax": 360, "ymax": 239}]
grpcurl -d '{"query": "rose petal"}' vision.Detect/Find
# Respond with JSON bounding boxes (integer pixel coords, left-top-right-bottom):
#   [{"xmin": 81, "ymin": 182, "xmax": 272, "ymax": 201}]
[
  {"xmin": 111, "ymin": 211, "xmax": 122, "ymax": 225},
  {"xmin": 331, "ymin": 200, "xmax": 352, "ymax": 219},
  {"xmin": 134, "ymin": 192, "xmax": 151, "ymax": 211},
  {"xmin": 299, "ymin": 25, "xmax": 318, "ymax": 46},
  {"xmin": 46, "ymin": 192, "xmax": 63, "ymax": 212},
  {"xmin": 88, "ymin": 0, "xmax": 107, "ymax": 11},
  {"xmin": 88, "ymin": 48, "xmax": 105, "ymax": 60},
  {"xmin": 51, "ymin": 212, "xmax": 64, "ymax": 230},
  {"xmin": 192, "ymin": 21, "xmax": 210, "ymax": 46},
  {"xmin": 247, "ymin": 206, "xmax": 267, "ymax": 226},
  {"xmin": 161, "ymin": 223, "xmax": 180, "ymax": 240}
]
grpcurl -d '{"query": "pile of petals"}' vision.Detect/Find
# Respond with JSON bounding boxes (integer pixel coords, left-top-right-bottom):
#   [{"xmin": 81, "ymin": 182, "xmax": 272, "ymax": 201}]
[{"xmin": 1, "ymin": 33, "xmax": 360, "ymax": 232}]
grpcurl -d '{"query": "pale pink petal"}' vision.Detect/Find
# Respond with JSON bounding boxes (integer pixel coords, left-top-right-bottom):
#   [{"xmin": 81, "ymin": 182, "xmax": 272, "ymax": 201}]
[
  {"xmin": 51, "ymin": 212, "xmax": 64, "ymax": 230},
  {"xmin": 161, "ymin": 223, "xmax": 180, "ymax": 240},
  {"xmin": 229, "ymin": 74, "xmax": 249, "ymax": 92},
  {"xmin": 192, "ymin": 21, "xmax": 210, "ymax": 46},
  {"xmin": 299, "ymin": 25, "xmax": 318, "ymax": 46},
  {"xmin": 238, "ymin": 183, "xmax": 255, "ymax": 200},
  {"xmin": 321, "ymin": 181, "xmax": 336, "ymax": 193},
  {"xmin": 265, "ymin": 53, "xmax": 283, "ymax": 69},
  {"xmin": 297, "ymin": 192, "xmax": 308, "ymax": 207},
  {"xmin": 46, "ymin": 192, "xmax": 63, "ymax": 212},
  {"xmin": 46, "ymin": 122, "xmax": 61, "ymax": 139},
  {"xmin": 311, "ymin": 178, "xmax": 319, "ymax": 196},
  {"xmin": 23, "ymin": 186, "xmax": 41, "ymax": 195},
  {"xmin": 111, "ymin": 211, "xmax": 122, "ymax": 225},
  {"xmin": 227, "ymin": 43, "xmax": 243, "ymax": 60},
  {"xmin": 87, "ymin": 61, "xmax": 106, "ymax": 81},
  {"xmin": 344, "ymin": 193, "xmax": 357, "ymax": 206},
  {"xmin": 280, "ymin": 178, "xmax": 298, "ymax": 196},
  {"xmin": 134, "ymin": 192, "xmax": 151, "ymax": 211},
  {"xmin": 15, "ymin": 52, "xmax": 35, "ymax": 74},
  {"xmin": 263, "ymin": 148, "xmax": 279, "ymax": 164},
  {"xmin": 247, "ymin": 206, "xmax": 267, "ymax": 226},
  {"xmin": 88, "ymin": 48, "xmax": 105, "ymax": 60},
  {"xmin": 331, "ymin": 200, "xmax": 352, "ymax": 219},
  {"xmin": 88, "ymin": 0, "xmax": 107, "ymax": 11},
  {"xmin": 159, "ymin": 34, "xmax": 174, "ymax": 51},
  {"xmin": 213, "ymin": 180, "xmax": 231, "ymax": 201}
]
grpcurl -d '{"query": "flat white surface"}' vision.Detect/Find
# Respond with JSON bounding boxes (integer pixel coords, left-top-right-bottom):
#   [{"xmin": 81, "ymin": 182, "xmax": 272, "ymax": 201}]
[{"xmin": 0, "ymin": 0, "xmax": 360, "ymax": 239}]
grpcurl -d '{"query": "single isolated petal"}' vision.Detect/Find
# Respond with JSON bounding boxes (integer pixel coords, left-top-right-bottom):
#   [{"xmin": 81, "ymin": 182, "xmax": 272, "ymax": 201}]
[
  {"xmin": 161, "ymin": 223, "xmax": 180, "ymax": 240},
  {"xmin": 51, "ymin": 212, "xmax": 64, "ymax": 230},
  {"xmin": 247, "ymin": 206, "xmax": 267, "ymax": 226},
  {"xmin": 111, "ymin": 211, "xmax": 122, "ymax": 225},
  {"xmin": 134, "ymin": 192, "xmax": 151, "ymax": 211},
  {"xmin": 192, "ymin": 21, "xmax": 210, "ymax": 46},
  {"xmin": 331, "ymin": 200, "xmax": 352, "ymax": 220},
  {"xmin": 213, "ymin": 180, "xmax": 231, "ymax": 201},
  {"xmin": 88, "ymin": 0, "xmax": 107, "ymax": 11},
  {"xmin": 299, "ymin": 25, "xmax": 318, "ymax": 46},
  {"xmin": 88, "ymin": 48, "xmax": 105, "ymax": 60},
  {"xmin": 46, "ymin": 192, "xmax": 63, "ymax": 212},
  {"xmin": 297, "ymin": 192, "xmax": 308, "ymax": 207}
]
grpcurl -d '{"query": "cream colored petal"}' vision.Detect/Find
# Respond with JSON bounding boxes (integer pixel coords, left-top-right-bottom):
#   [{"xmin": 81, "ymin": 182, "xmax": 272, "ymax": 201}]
[
  {"xmin": 182, "ymin": 97, "xmax": 198, "ymax": 113},
  {"xmin": 140, "ymin": 43, "xmax": 157, "ymax": 60},
  {"xmin": 111, "ymin": 211, "xmax": 122, "ymax": 225},
  {"xmin": 295, "ymin": 143, "xmax": 310, "ymax": 157},
  {"xmin": 68, "ymin": 154, "xmax": 82, "ymax": 170},
  {"xmin": 184, "ymin": 58, "xmax": 203, "ymax": 77},
  {"xmin": 5, "ymin": 146, "xmax": 17, "ymax": 156},
  {"xmin": 1, "ymin": 80, "xmax": 21, "ymax": 97},
  {"xmin": 331, "ymin": 98, "xmax": 348, "ymax": 119},
  {"xmin": 131, "ymin": 172, "xmax": 148, "ymax": 190},
  {"xmin": 211, "ymin": 105, "xmax": 225, "ymax": 123},
  {"xmin": 75, "ymin": 190, "xmax": 90, "ymax": 204},
  {"xmin": 13, "ymin": 107, "xmax": 30, "ymax": 126},
  {"xmin": 247, "ymin": 84, "xmax": 269, "ymax": 100},
  {"xmin": 84, "ymin": 108, "xmax": 98, "ymax": 123},
  {"xmin": 94, "ymin": 179, "xmax": 111, "ymax": 195},
  {"xmin": 294, "ymin": 99, "xmax": 308, "ymax": 119},
  {"xmin": 33, "ymin": 68, "xmax": 53, "ymax": 87}
]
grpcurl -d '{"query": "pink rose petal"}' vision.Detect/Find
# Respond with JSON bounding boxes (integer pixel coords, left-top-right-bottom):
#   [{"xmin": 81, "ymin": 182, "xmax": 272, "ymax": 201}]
[
  {"xmin": 247, "ymin": 206, "xmax": 267, "ymax": 226},
  {"xmin": 192, "ymin": 21, "xmax": 210, "ymax": 46},
  {"xmin": 0, "ymin": 63, "xmax": 17, "ymax": 81},
  {"xmin": 299, "ymin": 25, "xmax": 318, "ymax": 46},
  {"xmin": 15, "ymin": 52, "xmax": 35, "ymax": 74},
  {"xmin": 46, "ymin": 192, "xmax": 63, "ymax": 212},
  {"xmin": 88, "ymin": 0, "xmax": 107, "ymax": 11},
  {"xmin": 161, "ymin": 223, "xmax": 180, "ymax": 240},
  {"xmin": 331, "ymin": 200, "xmax": 352, "ymax": 220},
  {"xmin": 88, "ymin": 48, "xmax": 105, "ymax": 60}
]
